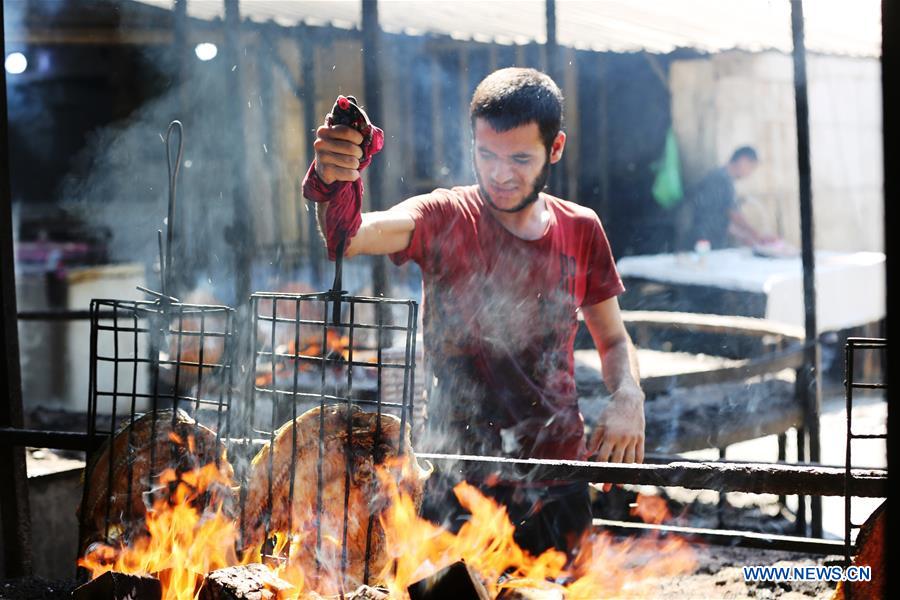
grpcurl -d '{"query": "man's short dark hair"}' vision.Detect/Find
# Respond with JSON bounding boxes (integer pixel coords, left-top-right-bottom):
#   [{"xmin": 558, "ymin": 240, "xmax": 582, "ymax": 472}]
[
  {"xmin": 470, "ymin": 67, "xmax": 563, "ymax": 151},
  {"xmin": 730, "ymin": 146, "xmax": 759, "ymax": 163}
]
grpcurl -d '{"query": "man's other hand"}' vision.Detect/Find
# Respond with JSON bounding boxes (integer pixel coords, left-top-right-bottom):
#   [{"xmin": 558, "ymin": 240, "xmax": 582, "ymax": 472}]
[
  {"xmin": 313, "ymin": 124, "xmax": 364, "ymax": 185},
  {"xmin": 586, "ymin": 384, "xmax": 646, "ymax": 492}
]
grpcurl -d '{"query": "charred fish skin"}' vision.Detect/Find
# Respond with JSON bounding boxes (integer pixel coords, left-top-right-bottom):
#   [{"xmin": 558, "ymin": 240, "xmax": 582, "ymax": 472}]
[
  {"xmin": 241, "ymin": 404, "xmax": 430, "ymax": 588},
  {"xmin": 79, "ymin": 409, "xmax": 234, "ymax": 552}
]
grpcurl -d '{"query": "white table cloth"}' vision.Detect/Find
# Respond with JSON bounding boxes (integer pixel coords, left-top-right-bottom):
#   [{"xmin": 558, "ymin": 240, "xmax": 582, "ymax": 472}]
[{"xmin": 616, "ymin": 248, "xmax": 885, "ymax": 332}]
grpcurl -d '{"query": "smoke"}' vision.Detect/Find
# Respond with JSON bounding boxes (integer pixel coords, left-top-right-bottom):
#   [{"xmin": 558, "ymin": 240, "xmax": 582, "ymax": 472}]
[{"xmin": 59, "ymin": 47, "xmax": 253, "ymax": 303}]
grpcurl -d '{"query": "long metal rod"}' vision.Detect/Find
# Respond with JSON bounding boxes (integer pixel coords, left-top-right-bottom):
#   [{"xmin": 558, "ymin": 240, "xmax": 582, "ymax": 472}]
[
  {"xmin": 0, "ymin": 429, "xmax": 98, "ymax": 452},
  {"xmin": 789, "ymin": 0, "xmax": 822, "ymax": 538},
  {"xmin": 0, "ymin": 2, "xmax": 33, "ymax": 576},
  {"xmin": 592, "ymin": 519, "xmax": 848, "ymax": 556},
  {"xmin": 419, "ymin": 453, "xmax": 887, "ymax": 498},
  {"xmin": 844, "ymin": 341, "xmax": 854, "ymax": 570},
  {"xmin": 882, "ymin": 0, "xmax": 897, "ymax": 593},
  {"xmin": 17, "ymin": 309, "xmax": 117, "ymax": 321}
]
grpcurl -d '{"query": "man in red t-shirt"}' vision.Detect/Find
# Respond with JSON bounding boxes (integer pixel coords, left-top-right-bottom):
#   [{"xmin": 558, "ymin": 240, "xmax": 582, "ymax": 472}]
[{"xmin": 305, "ymin": 68, "xmax": 644, "ymax": 559}]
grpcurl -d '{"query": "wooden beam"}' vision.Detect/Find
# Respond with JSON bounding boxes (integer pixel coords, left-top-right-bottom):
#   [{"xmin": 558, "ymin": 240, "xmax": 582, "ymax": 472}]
[
  {"xmin": 575, "ymin": 345, "xmax": 803, "ymax": 394},
  {"xmin": 361, "ymin": 0, "xmax": 389, "ymax": 297},
  {"xmin": 581, "ymin": 377, "xmax": 802, "ymax": 453},
  {"xmin": 5, "ymin": 27, "xmax": 173, "ymax": 45},
  {"xmin": 224, "ymin": 0, "xmax": 253, "ymax": 307},
  {"xmin": 298, "ymin": 24, "xmax": 323, "ymax": 285},
  {"xmin": 619, "ymin": 310, "xmax": 804, "ymax": 340}
]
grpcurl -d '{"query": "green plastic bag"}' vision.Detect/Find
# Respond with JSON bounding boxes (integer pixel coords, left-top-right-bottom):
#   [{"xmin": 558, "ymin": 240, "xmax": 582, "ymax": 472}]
[{"xmin": 651, "ymin": 128, "xmax": 684, "ymax": 209}]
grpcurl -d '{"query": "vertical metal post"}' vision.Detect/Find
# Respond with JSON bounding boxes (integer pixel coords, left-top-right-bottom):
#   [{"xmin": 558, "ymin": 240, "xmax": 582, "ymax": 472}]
[
  {"xmin": 790, "ymin": 0, "xmax": 822, "ymax": 537},
  {"xmin": 881, "ymin": 0, "xmax": 898, "ymax": 594},
  {"xmin": 0, "ymin": 4, "xmax": 33, "ymax": 577},
  {"xmin": 362, "ymin": 0, "xmax": 388, "ymax": 297},
  {"xmin": 545, "ymin": 0, "xmax": 559, "ymax": 96},
  {"xmin": 299, "ymin": 24, "xmax": 323, "ymax": 286},
  {"xmin": 224, "ymin": 0, "xmax": 253, "ymax": 306},
  {"xmin": 545, "ymin": 0, "xmax": 568, "ymax": 199}
]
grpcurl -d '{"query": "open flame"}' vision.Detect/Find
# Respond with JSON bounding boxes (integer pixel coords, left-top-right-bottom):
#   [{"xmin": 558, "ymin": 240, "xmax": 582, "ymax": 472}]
[
  {"xmin": 255, "ymin": 330, "xmax": 352, "ymax": 387},
  {"xmin": 79, "ymin": 451, "xmax": 696, "ymax": 599},
  {"xmin": 378, "ymin": 463, "xmax": 698, "ymax": 598},
  {"xmin": 78, "ymin": 460, "xmax": 244, "ymax": 600}
]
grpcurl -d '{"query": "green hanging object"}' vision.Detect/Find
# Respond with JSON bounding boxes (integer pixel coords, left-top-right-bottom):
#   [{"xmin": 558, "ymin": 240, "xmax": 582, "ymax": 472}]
[{"xmin": 651, "ymin": 128, "xmax": 684, "ymax": 209}]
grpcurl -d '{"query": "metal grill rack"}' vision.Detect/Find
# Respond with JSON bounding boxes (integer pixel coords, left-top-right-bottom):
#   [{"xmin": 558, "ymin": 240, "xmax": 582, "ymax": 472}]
[
  {"xmin": 239, "ymin": 291, "xmax": 418, "ymax": 587},
  {"xmin": 79, "ymin": 297, "xmax": 236, "ymax": 548},
  {"xmin": 843, "ymin": 337, "xmax": 887, "ymax": 574}
]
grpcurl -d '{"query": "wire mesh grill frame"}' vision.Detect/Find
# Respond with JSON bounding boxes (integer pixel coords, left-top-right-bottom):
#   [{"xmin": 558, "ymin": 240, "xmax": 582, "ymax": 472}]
[
  {"xmin": 239, "ymin": 291, "xmax": 419, "ymax": 589},
  {"xmin": 843, "ymin": 337, "xmax": 887, "ymax": 578},
  {"xmin": 79, "ymin": 297, "xmax": 237, "ymax": 549}
]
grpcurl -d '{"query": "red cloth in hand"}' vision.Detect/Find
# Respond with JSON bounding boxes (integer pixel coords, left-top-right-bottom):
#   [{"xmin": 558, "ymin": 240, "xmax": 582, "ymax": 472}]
[{"xmin": 302, "ymin": 125, "xmax": 384, "ymax": 260}]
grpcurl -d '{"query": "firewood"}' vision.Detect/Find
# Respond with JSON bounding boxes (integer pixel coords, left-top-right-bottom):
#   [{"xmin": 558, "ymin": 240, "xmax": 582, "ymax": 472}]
[
  {"xmin": 496, "ymin": 586, "xmax": 565, "ymax": 600},
  {"xmin": 408, "ymin": 561, "xmax": 491, "ymax": 600},
  {"xmin": 72, "ymin": 571, "xmax": 162, "ymax": 600},
  {"xmin": 303, "ymin": 585, "xmax": 388, "ymax": 599},
  {"xmin": 347, "ymin": 586, "xmax": 389, "ymax": 599},
  {"xmin": 197, "ymin": 564, "xmax": 294, "ymax": 600}
]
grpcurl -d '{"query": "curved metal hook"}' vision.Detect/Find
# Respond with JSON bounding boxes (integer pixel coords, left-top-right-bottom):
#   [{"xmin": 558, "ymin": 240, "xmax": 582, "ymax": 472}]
[{"xmin": 164, "ymin": 120, "xmax": 184, "ymax": 296}]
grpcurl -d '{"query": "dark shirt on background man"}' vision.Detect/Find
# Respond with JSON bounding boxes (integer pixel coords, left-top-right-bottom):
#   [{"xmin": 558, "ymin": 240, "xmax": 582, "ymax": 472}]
[{"xmin": 684, "ymin": 166, "xmax": 737, "ymax": 249}]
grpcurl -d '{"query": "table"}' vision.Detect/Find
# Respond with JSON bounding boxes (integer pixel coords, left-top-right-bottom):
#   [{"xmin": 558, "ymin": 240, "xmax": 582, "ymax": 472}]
[{"xmin": 615, "ymin": 248, "xmax": 885, "ymax": 333}]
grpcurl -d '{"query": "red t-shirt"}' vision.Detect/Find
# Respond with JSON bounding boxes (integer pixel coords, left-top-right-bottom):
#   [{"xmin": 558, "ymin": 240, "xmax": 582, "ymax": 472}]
[{"xmin": 390, "ymin": 185, "xmax": 624, "ymax": 465}]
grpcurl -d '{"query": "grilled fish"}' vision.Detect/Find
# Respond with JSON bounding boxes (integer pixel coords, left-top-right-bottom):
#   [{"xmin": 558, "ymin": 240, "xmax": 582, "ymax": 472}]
[
  {"xmin": 242, "ymin": 404, "xmax": 431, "ymax": 592},
  {"xmin": 79, "ymin": 409, "xmax": 234, "ymax": 552}
]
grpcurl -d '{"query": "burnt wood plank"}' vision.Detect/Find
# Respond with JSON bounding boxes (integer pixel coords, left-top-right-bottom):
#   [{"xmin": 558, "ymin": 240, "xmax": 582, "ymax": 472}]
[
  {"xmin": 408, "ymin": 561, "xmax": 491, "ymax": 600},
  {"xmin": 72, "ymin": 571, "xmax": 162, "ymax": 600},
  {"xmin": 197, "ymin": 564, "xmax": 294, "ymax": 600}
]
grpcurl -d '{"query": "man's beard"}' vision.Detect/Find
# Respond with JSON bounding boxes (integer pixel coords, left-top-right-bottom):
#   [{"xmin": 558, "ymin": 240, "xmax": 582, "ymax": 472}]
[{"xmin": 477, "ymin": 158, "xmax": 551, "ymax": 213}]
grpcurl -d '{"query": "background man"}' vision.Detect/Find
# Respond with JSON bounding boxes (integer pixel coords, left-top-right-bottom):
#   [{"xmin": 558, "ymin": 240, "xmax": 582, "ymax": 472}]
[
  {"xmin": 679, "ymin": 146, "xmax": 780, "ymax": 250},
  {"xmin": 304, "ymin": 68, "xmax": 644, "ymax": 560}
]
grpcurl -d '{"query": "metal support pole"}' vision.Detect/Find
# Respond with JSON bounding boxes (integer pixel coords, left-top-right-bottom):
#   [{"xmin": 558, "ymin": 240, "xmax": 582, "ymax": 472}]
[
  {"xmin": 419, "ymin": 453, "xmax": 887, "ymax": 498},
  {"xmin": 0, "ymin": 5, "xmax": 33, "ymax": 577},
  {"xmin": 544, "ymin": 0, "xmax": 568, "ymax": 199},
  {"xmin": 361, "ymin": 0, "xmax": 389, "ymax": 297},
  {"xmin": 790, "ymin": 0, "xmax": 822, "ymax": 538},
  {"xmin": 299, "ymin": 24, "xmax": 323, "ymax": 286},
  {"xmin": 882, "ymin": 0, "xmax": 899, "ymax": 592}
]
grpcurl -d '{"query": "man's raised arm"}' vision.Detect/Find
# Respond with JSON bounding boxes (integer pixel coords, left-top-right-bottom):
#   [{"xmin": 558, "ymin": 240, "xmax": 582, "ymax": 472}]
[
  {"xmin": 315, "ymin": 202, "xmax": 417, "ymax": 258},
  {"xmin": 309, "ymin": 122, "xmax": 416, "ymax": 258}
]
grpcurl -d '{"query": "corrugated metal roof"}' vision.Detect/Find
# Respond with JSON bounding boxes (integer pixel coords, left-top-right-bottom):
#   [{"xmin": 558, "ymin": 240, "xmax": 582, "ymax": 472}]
[{"xmin": 136, "ymin": 0, "xmax": 881, "ymax": 58}]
